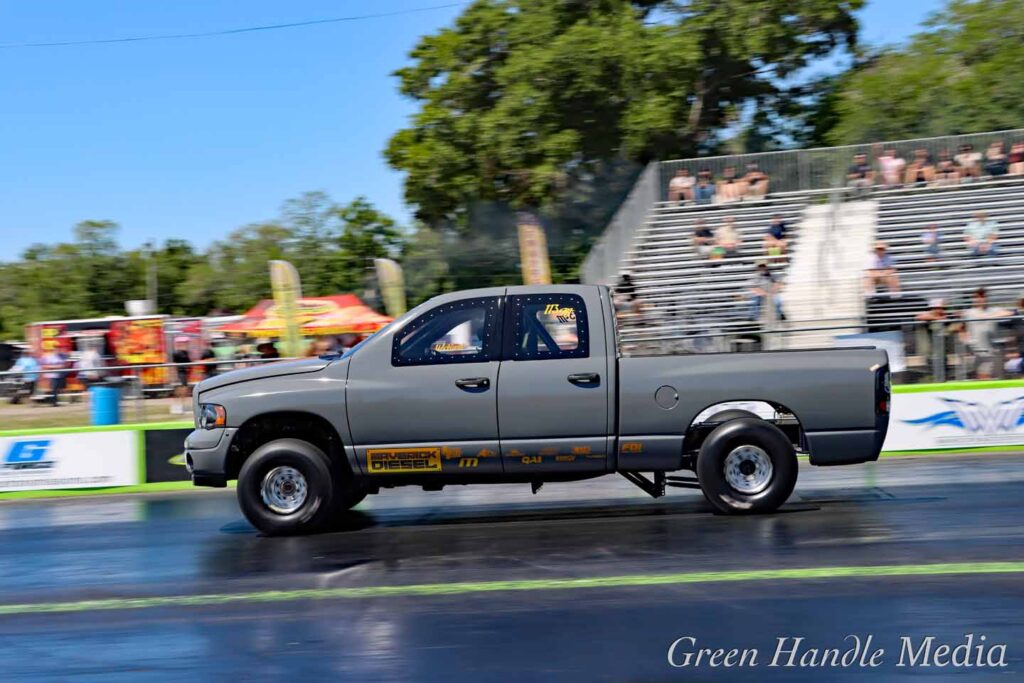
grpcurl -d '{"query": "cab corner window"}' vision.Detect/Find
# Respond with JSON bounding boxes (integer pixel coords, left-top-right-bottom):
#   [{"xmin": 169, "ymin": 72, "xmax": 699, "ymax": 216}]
[
  {"xmin": 510, "ymin": 294, "xmax": 589, "ymax": 361},
  {"xmin": 392, "ymin": 297, "xmax": 499, "ymax": 366}
]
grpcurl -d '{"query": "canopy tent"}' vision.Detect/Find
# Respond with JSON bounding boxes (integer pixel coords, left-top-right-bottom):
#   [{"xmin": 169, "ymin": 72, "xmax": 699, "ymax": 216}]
[{"xmin": 218, "ymin": 295, "xmax": 392, "ymax": 338}]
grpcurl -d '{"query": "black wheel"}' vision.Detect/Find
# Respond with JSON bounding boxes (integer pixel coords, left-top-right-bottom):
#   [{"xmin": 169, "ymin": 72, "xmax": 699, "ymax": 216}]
[
  {"xmin": 237, "ymin": 438, "xmax": 339, "ymax": 536},
  {"xmin": 696, "ymin": 417, "xmax": 797, "ymax": 514}
]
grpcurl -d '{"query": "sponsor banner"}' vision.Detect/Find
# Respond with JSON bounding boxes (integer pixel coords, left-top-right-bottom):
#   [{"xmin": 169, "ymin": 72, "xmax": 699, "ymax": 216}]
[
  {"xmin": 834, "ymin": 331, "xmax": 907, "ymax": 373},
  {"xmin": 516, "ymin": 212, "xmax": 552, "ymax": 285},
  {"xmin": 884, "ymin": 386, "xmax": 1024, "ymax": 451},
  {"xmin": 0, "ymin": 431, "xmax": 138, "ymax": 492},
  {"xmin": 143, "ymin": 428, "xmax": 192, "ymax": 483},
  {"xmin": 374, "ymin": 257, "xmax": 407, "ymax": 318},
  {"xmin": 269, "ymin": 259, "xmax": 303, "ymax": 357}
]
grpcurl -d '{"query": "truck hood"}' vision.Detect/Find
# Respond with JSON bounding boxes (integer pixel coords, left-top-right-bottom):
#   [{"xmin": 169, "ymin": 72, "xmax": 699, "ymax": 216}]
[{"xmin": 197, "ymin": 358, "xmax": 332, "ymax": 394}]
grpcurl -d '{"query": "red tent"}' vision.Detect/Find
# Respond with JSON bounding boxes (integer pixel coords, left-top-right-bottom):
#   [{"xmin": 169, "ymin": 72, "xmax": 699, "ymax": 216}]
[{"xmin": 218, "ymin": 295, "xmax": 392, "ymax": 337}]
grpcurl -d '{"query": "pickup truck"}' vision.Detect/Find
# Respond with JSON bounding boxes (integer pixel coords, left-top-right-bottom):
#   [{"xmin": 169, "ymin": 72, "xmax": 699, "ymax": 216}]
[{"xmin": 186, "ymin": 285, "xmax": 891, "ymax": 535}]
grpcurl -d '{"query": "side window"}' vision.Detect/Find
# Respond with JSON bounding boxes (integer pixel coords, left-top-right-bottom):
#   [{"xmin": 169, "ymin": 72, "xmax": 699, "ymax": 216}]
[
  {"xmin": 392, "ymin": 297, "xmax": 500, "ymax": 366},
  {"xmin": 509, "ymin": 294, "xmax": 589, "ymax": 361}
]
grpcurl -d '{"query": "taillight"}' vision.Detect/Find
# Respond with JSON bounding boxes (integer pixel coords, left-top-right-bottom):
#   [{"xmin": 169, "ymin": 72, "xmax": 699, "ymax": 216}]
[{"xmin": 876, "ymin": 367, "xmax": 891, "ymax": 415}]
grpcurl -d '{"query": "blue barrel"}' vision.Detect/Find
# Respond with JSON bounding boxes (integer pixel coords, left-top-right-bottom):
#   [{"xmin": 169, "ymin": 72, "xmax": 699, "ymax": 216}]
[{"xmin": 89, "ymin": 385, "xmax": 121, "ymax": 426}]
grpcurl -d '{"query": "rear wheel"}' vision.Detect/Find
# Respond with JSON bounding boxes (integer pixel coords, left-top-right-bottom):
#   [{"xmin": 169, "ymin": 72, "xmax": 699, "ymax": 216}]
[
  {"xmin": 237, "ymin": 438, "xmax": 348, "ymax": 535},
  {"xmin": 696, "ymin": 417, "xmax": 797, "ymax": 514}
]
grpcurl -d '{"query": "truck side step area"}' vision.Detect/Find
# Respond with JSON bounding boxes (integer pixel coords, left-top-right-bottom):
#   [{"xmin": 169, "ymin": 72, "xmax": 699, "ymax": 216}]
[
  {"xmin": 665, "ymin": 475, "xmax": 701, "ymax": 490},
  {"xmin": 620, "ymin": 471, "xmax": 666, "ymax": 499}
]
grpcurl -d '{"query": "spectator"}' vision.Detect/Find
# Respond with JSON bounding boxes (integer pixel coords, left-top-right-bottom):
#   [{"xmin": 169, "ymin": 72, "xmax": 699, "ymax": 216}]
[
  {"xmin": 934, "ymin": 150, "xmax": 960, "ymax": 186},
  {"xmin": 904, "ymin": 148, "xmax": 934, "ymax": 186},
  {"xmin": 877, "ymin": 148, "xmax": 905, "ymax": 188},
  {"xmin": 692, "ymin": 218, "xmax": 714, "ymax": 257},
  {"xmin": 256, "ymin": 338, "xmax": 281, "ymax": 360},
  {"xmin": 958, "ymin": 287, "xmax": 1011, "ymax": 380},
  {"xmin": 964, "ymin": 211, "xmax": 999, "ymax": 257},
  {"xmin": 763, "ymin": 214, "xmax": 788, "ymax": 260},
  {"xmin": 40, "ymin": 346, "xmax": 69, "ymax": 407},
  {"xmin": 77, "ymin": 343, "xmax": 105, "ymax": 389},
  {"xmin": 614, "ymin": 273, "xmax": 644, "ymax": 322},
  {"xmin": 748, "ymin": 262, "xmax": 785, "ymax": 322},
  {"xmin": 955, "ymin": 143, "xmax": 981, "ymax": 180},
  {"xmin": 711, "ymin": 216, "xmax": 740, "ymax": 260},
  {"xmin": 915, "ymin": 297, "xmax": 952, "ymax": 372},
  {"xmin": 1009, "ymin": 142, "xmax": 1024, "ymax": 175},
  {"xmin": 864, "ymin": 242, "xmax": 900, "ymax": 295},
  {"xmin": 1005, "ymin": 294, "xmax": 1024, "ymax": 375},
  {"xmin": 846, "ymin": 153, "xmax": 874, "ymax": 196},
  {"xmin": 717, "ymin": 166, "xmax": 745, "ymax": 203},
  {"xmin": 170, "ymin": 336, "xmax": 191, "ymax": 415},
  {"xmin": 199, "ymin": 344, "xmax": 218, "ymax": 379},
  {"xmin": 921, "ymin": 224, "xmax": 941, "ymax": 262},
  {"xmin": 694, "ymin": 169, "xmax": 716, "ymax": 204},
  {"xmin": 985, "ymin": 141, "xmax": 1008, "ymax": 176},
  {"xmin": 668, "ymin": 168, "xmax": 695, "ymax": 203},
  {"xmin": 743, "ymin": 163, "xmax": 769, "ymax": 200},
  {"xmin": 9, "ymin": 350, "xmax": 40, "ymax": 404},
  {"xmin": 916, "ymin": 297, "xmax": 950, "ymax": 324}
]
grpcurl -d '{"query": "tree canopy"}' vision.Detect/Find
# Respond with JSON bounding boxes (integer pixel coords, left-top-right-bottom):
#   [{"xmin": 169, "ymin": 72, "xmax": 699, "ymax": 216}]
[
  {"xmin": 386, "ymin": 0, "xmax": 863, "ymax": 224},
  {"xmin": 827, "ymin": 0, "xmax": 1024, "ymax": 144}
]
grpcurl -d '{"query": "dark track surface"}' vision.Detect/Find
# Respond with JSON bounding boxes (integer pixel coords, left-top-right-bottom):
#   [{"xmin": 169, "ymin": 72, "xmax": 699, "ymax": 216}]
[{"xmin": 1, "ymin": 453, "xmax": 1023, "ymax": 680}]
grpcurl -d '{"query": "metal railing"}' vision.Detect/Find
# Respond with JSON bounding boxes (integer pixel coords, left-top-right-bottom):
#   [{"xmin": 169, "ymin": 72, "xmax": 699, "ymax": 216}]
[
  {"xmin": 580, "ymin": 161, "xmax": 660, "ymax": 285},
  {"xmin": 659, "ymin": 129, "xmax": 1024, "ymax": 200}
]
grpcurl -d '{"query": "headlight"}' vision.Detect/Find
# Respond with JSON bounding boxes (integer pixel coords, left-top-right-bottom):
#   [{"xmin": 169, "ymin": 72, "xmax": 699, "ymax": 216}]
[{"xmin": 199, "ymin": 404, "xmax": 226, "ymax": 430}]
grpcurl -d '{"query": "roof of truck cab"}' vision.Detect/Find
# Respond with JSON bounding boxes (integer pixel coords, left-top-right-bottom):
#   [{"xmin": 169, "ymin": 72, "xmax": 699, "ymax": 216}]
[{"xmin": 423, "ymin": 284, "xmax": 601, "ymax": 306}]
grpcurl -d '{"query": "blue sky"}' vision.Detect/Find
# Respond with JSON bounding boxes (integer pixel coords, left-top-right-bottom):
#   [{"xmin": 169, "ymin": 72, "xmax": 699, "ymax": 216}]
[{"xmin": 0, "ymin": 0, "xmax": 942, "ymax": 260}]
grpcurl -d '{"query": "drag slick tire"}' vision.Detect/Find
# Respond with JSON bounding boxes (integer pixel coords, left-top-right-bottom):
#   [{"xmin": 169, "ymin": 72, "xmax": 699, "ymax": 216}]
[
  {"xmin": 696, "ymin": 417, "xmax": 797, "ymax": 514},
  {"xmin": 237, "ymin": 438, "xmax": 358, "ymax": 536}
]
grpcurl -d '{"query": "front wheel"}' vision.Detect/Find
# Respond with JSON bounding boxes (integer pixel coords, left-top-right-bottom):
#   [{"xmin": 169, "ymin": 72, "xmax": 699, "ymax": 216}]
[
  {"xmin": 696, "ymin": 417, "xmax": 797, "ymax": 514},
  {"xmin": 237, "ymin": 438, "xmax": 344, "ymax": 536}
]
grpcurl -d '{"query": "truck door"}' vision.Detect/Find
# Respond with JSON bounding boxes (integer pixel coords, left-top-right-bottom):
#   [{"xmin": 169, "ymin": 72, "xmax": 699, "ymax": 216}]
[
  {"xmin": 498, "ymin": 288, "xmax": 610, "ymax": 473},
  {"xmin": 346, "ymin": 295, "xmax": 503, "ymax": 475}
]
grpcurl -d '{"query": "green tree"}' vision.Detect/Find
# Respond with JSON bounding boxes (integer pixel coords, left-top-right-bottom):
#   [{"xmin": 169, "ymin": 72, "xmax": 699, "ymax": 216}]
[
  {"xmin": 827, "ymin": 0, "xmax": 1024, "ymax": 144},
  {"xmin": 386, "ymin": 0, "xmax": 863, "ymax": 225}
]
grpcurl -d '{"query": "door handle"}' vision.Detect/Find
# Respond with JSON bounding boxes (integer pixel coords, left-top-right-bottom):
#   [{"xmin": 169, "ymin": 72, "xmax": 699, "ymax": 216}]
[
  {"xmin": 455, "ymin": 377, "xmax": 490, "ymax": 390},
  {"xmin": 567, "ymin": 372, "xmax": 600, "ymax": 386}
]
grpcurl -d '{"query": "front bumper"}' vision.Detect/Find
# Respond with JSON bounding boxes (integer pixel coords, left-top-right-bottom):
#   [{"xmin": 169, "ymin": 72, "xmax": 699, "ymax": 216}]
[{"xmin": 184, "ymin": 427, "xmax": 237, "ymax": 487}]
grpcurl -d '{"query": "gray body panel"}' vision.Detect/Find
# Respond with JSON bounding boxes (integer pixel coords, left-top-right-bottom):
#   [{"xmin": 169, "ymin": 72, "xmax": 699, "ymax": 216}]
[{"xmin": 185, "ymin": 284, "xmax": 889, "ymax": 486}]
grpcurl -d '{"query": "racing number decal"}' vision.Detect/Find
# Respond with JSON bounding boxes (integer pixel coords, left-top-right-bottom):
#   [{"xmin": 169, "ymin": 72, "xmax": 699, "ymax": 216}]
[{"xmin": 367, "ymin": 448, "xmax": 442, "ymax": 474}]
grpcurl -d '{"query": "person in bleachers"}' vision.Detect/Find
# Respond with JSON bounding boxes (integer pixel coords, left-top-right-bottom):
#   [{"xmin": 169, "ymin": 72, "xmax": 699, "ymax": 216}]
[
  {"xmin": 743, "ymin": 163, "xmax": 769, "ymax": 200},
  {"xmin": 717, "ymin": 166, "xmax": 745, "ymax": 203},
  {"xmin": 668, "ymin": 168, "xmax": 695, "ymax": 203},
  {"xmin": 964, "ymin": 211, "xmax": 999, "ymax": 257},
  {"xmin": 710, "ymin": 216, "xmax": 740, "ymax": 261},
  {"xmin": 957, "ymin": 287, "xmax": 1012, "ymax": 380},
  {"xmin": 1009, "ymin": 142, "xmax": 1024, "ymax": 175},
  {"xmin": 955, "ymin": 143, "xmax": 982, "ymax": 180},
  {"xmin": 846, "ymin": 153, "xmax": 874, "ymax": 196},
  {"xmin": 763, "ymin": 214, "xmax": 788, "ymax": 261},
  {"xmin": 915, "ymin": 298, "xmax": 953, "ymax": 376},
  {"xmin": 934, "ymin": 150, "xmax": 960, "ymax": 186},
  {"xmin": 877, "ymin": 148, "xmax": 906, "ymax": 188},
  {"xmin": 985, "ymin": 141, "xmax": 1008, "ymax": 177},
  {"xmin": 692, "ymin": 218, "xmax": 714, "ymax": 257},
  {"xmin": 921, "ymin": 224, "xmax": 941, "ymax": 262},
  {"xmin": 904, "ymin": 149, "xmax": 935, "ymax": 186},
  {"xmin": 694, "ymin": 168, "xmax": 716, "ymax": 204},
  {"xmin": 864, "ymin": 242, "xmax": 900, "ymax": 295},
  {"xmin": 1003, "ymin": 294, "xmax": 1024, "ymax": 375},
  {"xmin": 747, "ymin": 262, "xmax": 785, "ymax": 322}
]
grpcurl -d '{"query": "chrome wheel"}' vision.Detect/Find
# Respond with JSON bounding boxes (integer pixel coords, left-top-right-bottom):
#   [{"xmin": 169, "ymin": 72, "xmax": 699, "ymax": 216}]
[
  {"xmin": 723, "ymin": 445, "xmax": 773, "ymax": 494},
  {"xmin": 261, "ymin": 466, "xmax": 308, "ymax": 514}
]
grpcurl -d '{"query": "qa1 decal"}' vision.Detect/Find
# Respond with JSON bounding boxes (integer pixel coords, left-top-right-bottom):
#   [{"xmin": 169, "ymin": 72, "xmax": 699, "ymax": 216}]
[{"xmin": 903, "ymin": 396, "xmax": 1024, "ymax": 433}]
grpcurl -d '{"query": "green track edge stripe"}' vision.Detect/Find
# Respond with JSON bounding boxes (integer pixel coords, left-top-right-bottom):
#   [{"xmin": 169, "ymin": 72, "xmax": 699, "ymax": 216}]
[{"xmin": 1, "ymin": 561, "xmax": 1022, "ymax": 616}]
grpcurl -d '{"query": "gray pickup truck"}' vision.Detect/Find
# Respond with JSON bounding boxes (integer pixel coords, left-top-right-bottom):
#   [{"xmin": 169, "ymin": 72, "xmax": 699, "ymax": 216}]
[{"xmin": 186, "ymin": 285, "xmax": 891, "ymax": 535}]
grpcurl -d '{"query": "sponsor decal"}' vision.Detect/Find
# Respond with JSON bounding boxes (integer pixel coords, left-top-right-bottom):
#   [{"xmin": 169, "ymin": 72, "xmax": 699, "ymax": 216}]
[
  {"xmin": 621, "ymin": 441, "xmax": 643, "ymax": 454},
  {"xmin": 3, "ymin": 440, "xmax": 54, "ymax": 471},
  {"xmin": 542, "ymin": 304, "xmax": 576, "ymax": 323},
  {"xmin": 903, "ymin": 396, "xmax": 1024, "ymax": 433},
  {"xmin": 0, "ymin": 431, "xmax": 137, "ymax": 492},
  {"xmin": 457, "ymin": 457, "xmax": 478, "ymax": 468},
  {"xmin": 367, "ymin": 448, "xmax": 442, "ymax": 474}
]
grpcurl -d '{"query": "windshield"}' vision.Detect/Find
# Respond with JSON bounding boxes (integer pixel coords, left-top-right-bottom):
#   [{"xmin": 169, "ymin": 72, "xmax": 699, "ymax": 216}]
[{"xmin": 324, "ymin": 320, "xmax": 397, "ymax": 361}]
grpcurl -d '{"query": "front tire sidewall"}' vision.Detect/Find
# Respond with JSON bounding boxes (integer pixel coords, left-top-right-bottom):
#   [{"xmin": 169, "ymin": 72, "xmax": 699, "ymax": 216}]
[
  {"xmin": 697, "ymin": 418, "xmax": 797, "ymax": 514},
  {"xmin": 237, "ymin": 438, "xmax": 336, "ymax": 536}
]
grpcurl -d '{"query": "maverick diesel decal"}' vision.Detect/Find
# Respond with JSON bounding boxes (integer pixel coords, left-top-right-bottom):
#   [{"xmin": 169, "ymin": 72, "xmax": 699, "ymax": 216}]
[{"xmin": 367, "ymin": 448, "xmax": 442, "ymax": 474}]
